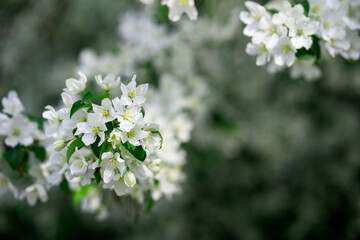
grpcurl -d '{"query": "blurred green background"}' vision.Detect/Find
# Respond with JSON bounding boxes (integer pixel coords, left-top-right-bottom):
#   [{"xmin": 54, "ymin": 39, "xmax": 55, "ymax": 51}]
[{"xmin": 1, "ymin": 0, "xmax": 360, "ymax": 239}]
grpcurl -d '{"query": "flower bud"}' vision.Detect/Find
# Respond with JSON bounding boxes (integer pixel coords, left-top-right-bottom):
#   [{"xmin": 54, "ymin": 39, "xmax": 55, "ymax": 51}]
[
  {"xmin": 124, "ymin": 171, "xmax": 136, "ymax": 188},
  {"xmin": 53, "ymin": 140, "xmax": 66, "ymax": 151}
]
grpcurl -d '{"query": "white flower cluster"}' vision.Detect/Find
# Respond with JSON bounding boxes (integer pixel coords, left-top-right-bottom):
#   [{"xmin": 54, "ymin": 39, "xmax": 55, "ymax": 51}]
[
  {"xmin": 41, "ymin": 72, "xmax": 165, "ymax": 217},
  {"xmin": 240, "ymin": 0, "xmax": 360, "ymax": 80},
  {"xmin": 0, "ymin": 91, "xmax": 49, "ymax": 206},
  {"xmin": 140, "ymin": 0, "xmax": 198, "ymax": 22},
  {"xmin": 75, "ymin": 10, "xmax": 226, "ymax": 215},
  {"xmin": 0, "ymin": 91, "xmax": 37, "ymax": 147}
]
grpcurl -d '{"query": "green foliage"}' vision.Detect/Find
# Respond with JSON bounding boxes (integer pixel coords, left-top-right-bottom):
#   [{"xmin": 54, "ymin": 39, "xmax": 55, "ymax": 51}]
[
  {"xmin": 81, "ymin": 91, "xmax": 95, "ymax": 103},
  {"xmin": 27, "ymin": 115, "xmax": 44, "ymax": 131},
  {"xmin": 151, "ymin": 130, "xmax": 163, "ymax": 149},
  {"xmin": 59, "ymin": 178, "xmax": 71, "ymax": 194},
  {"xmin": 122, "ymin": 141, "xmax": 147, "ymax": 162},
  {"xmin": 94, "ymin": 169, "xmax": 102, "ymax": 184},
  {"xmin": 91, "ymin": 137, "xmax": 101, "ymax": 158},
  {"xmin": 141, "ymin": 106, "xmax": 145, "ymax": 118},
  {"xmin": 3, "ymin": 146, "xmax": 22, "ymax": 170},
  {"xmin": 295, "ymin": 36, "xmax": 321, "ymax": 61},
  {"xmin": 154, "ymin": 2, "xmax": 170, "ymax": 24},
  {"xmin": 96, "ymin": 92, "xmax": 110, "ymax": 100},
  {"xmin": 145, "ymin": 194, "xmax": 154, "ymax": 213},
  {"xmin": 98, "ymin": 142, "xmax": 110, "ymax": 166},
  {"xmin": 70, "ymin": 100, "xmax": 92, "ymax": 118},
  {"xmin": 302, "ymin": 0, "xmax": 310, "ymax": 16},
  {"xmin": 28, "ymin": 145, "xmax": 46, "ymax": 162},
  {"xmin": 267, "ymin": 9, "xmax": 279, "ymax": 15},
  {"xmin": 66, "ymin": 138, "xmax": 84, "ymax": 163},
  {"xmin": 73, "ymin": 185, "xmax": 92, "ymax": 207}
]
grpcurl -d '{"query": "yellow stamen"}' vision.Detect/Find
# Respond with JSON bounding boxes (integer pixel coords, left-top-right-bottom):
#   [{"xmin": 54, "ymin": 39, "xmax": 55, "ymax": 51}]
[
  {"xmin": 178, "ymin": 0, "xmax": 187, "ymax": 6},
  {"xmin": 127, "ymin": 130, "xmax": 136, "ymax": 139},
  {"xmin": 103, "ymin": 110, "xmax": 109, "ymax": 116}
]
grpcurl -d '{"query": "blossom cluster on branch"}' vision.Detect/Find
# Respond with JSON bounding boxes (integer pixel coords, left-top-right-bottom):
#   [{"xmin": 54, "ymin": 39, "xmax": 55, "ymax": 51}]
[
  {"xmin": 0, "ymin": 71, "xmax": 169, "ymax": 219},
  {"xmin": 240, "ymin": 0, "xmax": 360, "ymax": 80},
  {"xmin": 0, "ymin": 91, "xmax": 48, "ymax": 206},
  {"xmin": 140, "ymin": 0, "xmax": 198, "ymax": 22}
]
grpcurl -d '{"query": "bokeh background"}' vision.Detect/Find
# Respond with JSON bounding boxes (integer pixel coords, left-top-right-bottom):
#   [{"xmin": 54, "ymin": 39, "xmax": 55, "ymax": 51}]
[{"xmin": 1, "ymin": 0, "xmax": 360, "ymax": 239}]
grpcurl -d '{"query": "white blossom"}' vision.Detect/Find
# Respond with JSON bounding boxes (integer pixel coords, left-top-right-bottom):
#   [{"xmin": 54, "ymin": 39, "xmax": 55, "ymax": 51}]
[
  {"xmin": 75, "ymin": 113, "xmax": 107, "ymax": 146},
  {"xmin": 95, "ymin": 73, "xmax": 120, "ymax": 91},
  {"xmin": 162, "ymin": 0, "xmax": 198, "ymax": 22},
  {"xmin": 120, "ymin": 124, "xmax": 149, "ymax": 146},
  {"xmin": 240, "ymin": 1, "xmax": 271, "ymax": 37},
  {"xmin": 92, "ymin": 98, "xmax": 116, "ymax": 123},
  {"xmin": 20, "ymin": 184, "xmax": 48, "ymax": 206},
  {"xmin": 120, "ymin": 75, "xmax": 148, "ymax": 105},
  {"xmin": 64, "ymin": 71, "xmax": 87, "ymax": 94},
  {"xmin": 100, "ymin": 152, "xmax": 126, "ymax": 184},
  {"xmin": 0, "ymin": 174, "xmax": 18, "ymax": 198},
  {"xmin": 2, "ymin": 90, "xmax": 24, "ymax": 116},
  {"xmin": 272, "ymin": 37, "xmax": 297, "ymax": 67},
  {"xmin": 2, "ymin": 114, "xmax": 37, "ymax": 147}
]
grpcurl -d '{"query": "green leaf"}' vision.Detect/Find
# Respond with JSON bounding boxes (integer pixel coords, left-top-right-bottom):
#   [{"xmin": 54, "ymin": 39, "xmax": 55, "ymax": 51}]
[
  {"xmin": 91, "ymin": 137, "xmax": 101, "ymax": 158},
  {"xmin": 98, "ymin": 142, "xmax": 110, "ymax": 166},
  {"xmin": 267, "ymin": 8, "xmax": 279, "ymax": 15},
  {"xmin": 96, "ymin": 92, "xmax": 110, "ymax": 100},
  {"xmin": 81, "ymin": 91, "xmax": 94, "ymax": 103},
  {"xmin": 94, "ymin": 170, "xmax": 102, "ymax": 184},
  {"xmin": 66, "ymin": 138, "xmax": 84, "ymax": 163},
  {"xmin": 151, "ymin": 130, "xmax": 163, "ymax": 149},
  {"xmin": 73, "ymin": 185, "xmax": 92, "ymax": 207},
  {"xmin": 29, "ymin": 145, "xmax": 46, "ymax": 162},
  {"xmin": 60, "ymin": 178, "xmax": 71, "ymax": 194},
  {"xmin": 302, "ymin": 0, "xmax": 310, "ymax": 16},
  {"xmin": 3, "ymin": 146, "xmax": 20, "ymax": 170},
  {"xmin": 295, "ymin": 36, "xmax": 321, "ymax": 62},
  {"xmin": 297, "ymin": 54, "xmax": 315, "ymax": 61},
  {"xmin": 27, "ymin": 115, "xmax": 44, "ymax": 131},
  {"xmin": 122, "ymin": 141, "xmax": 147, "ymax": 162},
  {"xmin": 145, "ymin": 194, "xmax": 155, "ymax": 213},
  {"xmin": 105, "ymin": 122, "xmax": 114, "ymax": 133},
  {"xmin": 154, "ymin": 3, "xmax": 170, "ymax": 24},
  {"xmin": 70, "ymin": 100, "xmax": 91, "ymax": 118},
  {"xmin": 141, "ymin": 107, "xmax": 145, "ymax": 118}
]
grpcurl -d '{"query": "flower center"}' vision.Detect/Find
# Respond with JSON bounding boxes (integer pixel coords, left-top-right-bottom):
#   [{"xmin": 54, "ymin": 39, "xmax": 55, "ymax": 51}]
[
  {"xmin": 254, "ymin": 14, "xmax": 261, "ymax": 21},
  {"xmin": 168, "ymin": 172, "xmax": 175, "ymax": 181},
  {"xmin": 123, "ymin": 110, "xmax": 130, "ymax": 120},
  {"xmin": 312, "ymin": 5, "xmax": 320, "ymax": 13},
  {"xmin": 77, "ymin": 117, "xmax": 86, "ymax": 122},
  {"xmin": 103, "ymin": 110, "xmax": 109, "ymax": 116},
  {"xmin": 330, "ymin": 38, "xmax": 335, "ymax": 47},
  {"xmin": 108, "ymin": 159, "xmax": 116, "ymax": 167},
  {"xmin": 282, "ymin": 45, "xmax": 291, "ymax": 53},
  {"xmin": 78, "ymin": 161, "xmax": 84, "ymax": 167},
  {"xmin": 128, "ymin": 90, "xmax": 137, "ymax": 99},
  {"xmin": 178, "ymin": 0, "xmax": 187, "ymax": 6},
  {"xmin": 92, "ymin": 127, "xmax": 101, "ymax": 134},
  {"xmin": 260, "ymin": 45, "xmax": 267, "ymax": 52},
  {"xmin": 127, "ymin": 130, "xmax": 136, "ymax": 139},
  {"xmin": 324, "ymin": 22, "xmax": 330, "ymax": 29},
  {"xmin": 269, "ymin": 26, "xmax": 276, "ymax": 34},
  {"xmin": 348, "ymin": 8, "xmax": 355, "ymax": 18},
  {"xmin": 297, "ymin": 29, "xmax": 304, "ymax": 36},
  {"xmin": 13, "ymin": 128, "xmax": 21, "ymax": 136}
]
